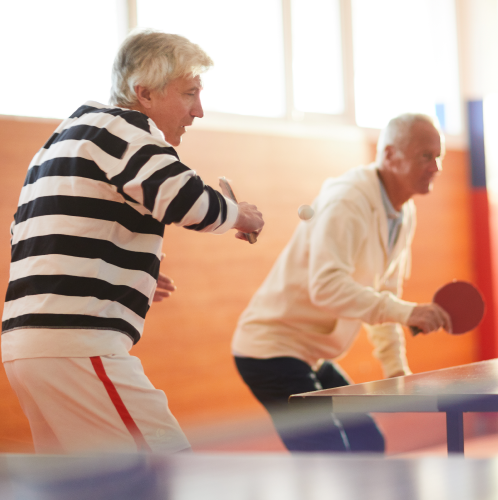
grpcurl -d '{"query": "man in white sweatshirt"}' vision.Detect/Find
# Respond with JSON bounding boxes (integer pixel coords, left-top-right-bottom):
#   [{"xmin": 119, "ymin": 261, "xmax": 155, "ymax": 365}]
[{"xmin": 232, "ymin": 113, "xmax": 450, "ymax": 453}]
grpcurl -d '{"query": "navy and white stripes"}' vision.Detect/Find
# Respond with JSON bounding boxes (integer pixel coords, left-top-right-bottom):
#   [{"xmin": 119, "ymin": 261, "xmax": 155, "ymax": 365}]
[{"xmin": 2, "ymin": 101, "xmax": 232, "ymax": 346}]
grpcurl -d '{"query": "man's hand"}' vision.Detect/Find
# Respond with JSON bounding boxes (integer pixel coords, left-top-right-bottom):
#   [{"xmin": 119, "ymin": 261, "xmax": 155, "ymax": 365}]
[
  {"xmin": 407, "ymin": 303, "xmax": 452, "ymax": 334},
  {"xmin": 233, "ymin": 202, "xmax": 264, "ymax": 242},
  {"xmin": 153, "ymin": 272, "xmax": 176, "ymax": 302}
]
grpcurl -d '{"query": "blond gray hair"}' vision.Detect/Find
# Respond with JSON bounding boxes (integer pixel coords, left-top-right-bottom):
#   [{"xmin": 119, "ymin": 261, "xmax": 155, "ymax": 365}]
[
  {"xmin": 110, "ymin": 29, "xmax": 213, "ymax": 107},
  {"xmin": 376, "ymin": 113, "xmax": 443, "ymax": 164}
]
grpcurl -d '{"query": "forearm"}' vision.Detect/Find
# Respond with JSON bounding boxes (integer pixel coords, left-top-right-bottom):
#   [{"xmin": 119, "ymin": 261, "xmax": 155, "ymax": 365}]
[
  {"xmin": 177, "ymin": 187, "xmax": 239, "ymax": 234},
  {"xmin": 309, "ymin": 269, "xmax": 416, "ymax": 325}
]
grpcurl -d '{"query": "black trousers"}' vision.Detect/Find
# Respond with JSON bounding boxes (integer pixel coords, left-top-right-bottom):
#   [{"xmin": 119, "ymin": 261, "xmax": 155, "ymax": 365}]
[{"xmin": 234, "ymin": 356, "xmax": 385, "ymax": 453}]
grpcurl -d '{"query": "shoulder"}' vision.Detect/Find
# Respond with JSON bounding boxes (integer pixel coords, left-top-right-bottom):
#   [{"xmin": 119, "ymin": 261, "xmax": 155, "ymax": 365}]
[
  {"xmin": 69, "ymin": 101, "xmax": 167, "ymax": 144},
  {"xmin": 73, "ymin": 102, "xmax": 178, "ymax": 154},
  {"xmin": 317, "ymin": 164, "xmax": 380, "ymax": 213},
  {"xmin": 72, "ymin": 101, "xmax": 148, "ymax": 128}
]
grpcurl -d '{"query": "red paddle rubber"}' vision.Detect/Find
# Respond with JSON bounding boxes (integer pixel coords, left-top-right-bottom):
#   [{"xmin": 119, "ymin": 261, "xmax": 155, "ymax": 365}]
[{"xmin": 410, "ymin": 281, "xmax": 485, "ymax": 336}]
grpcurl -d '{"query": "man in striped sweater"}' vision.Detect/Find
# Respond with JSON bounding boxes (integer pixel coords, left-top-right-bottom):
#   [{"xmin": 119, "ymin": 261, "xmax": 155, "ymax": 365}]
[{"xmin": 2, "ymin": 29, "xmax": 263, "ymax": 454}]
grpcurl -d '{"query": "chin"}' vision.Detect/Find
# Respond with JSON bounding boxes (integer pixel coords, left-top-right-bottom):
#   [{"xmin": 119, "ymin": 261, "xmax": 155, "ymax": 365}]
[
  {"xmin": 167, "ymin": 130, "xmax": 185, "ymax": 147},
  {"xmin": 166, "ymin": 137, "xmax": 181, "ymax": 147},
  {"xmin": 419, "ymin": 183, "xmax": 433, "ymax": 195}
]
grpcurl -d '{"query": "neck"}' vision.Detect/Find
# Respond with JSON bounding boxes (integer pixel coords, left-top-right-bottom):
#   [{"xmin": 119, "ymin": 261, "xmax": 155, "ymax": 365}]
[
  {"xmin": 377, "ymin": 169, "xmax": 409, "ymax": 211},
  {"xmin": 127, "ymin": 103, "xmax": 147, "ymax": 116}
]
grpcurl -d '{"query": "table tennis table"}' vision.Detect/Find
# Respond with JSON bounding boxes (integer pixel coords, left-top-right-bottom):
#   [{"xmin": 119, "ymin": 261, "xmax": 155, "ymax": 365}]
[{"xmin": 289, "ymin": 359, "xmax": 498, "ymax": 454}]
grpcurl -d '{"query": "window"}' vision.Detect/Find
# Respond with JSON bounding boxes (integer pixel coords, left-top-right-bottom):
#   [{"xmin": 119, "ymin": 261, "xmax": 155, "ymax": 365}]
[
  {"xmin": 137, "ymin": 0, "xmax": 286, "ymax": 118},
  {"xmin": 0, "ymin": 0, "xmax": 462, "ymax": 135},
  {"xmin": 0, "ymin": 0, "xmax": 124, "ymax": 119},
  {"xmin": 291, "ymin": 0, "xmax": 344, "ymax": 115},
  {"xmin": 351, "ymin": 0, "xmax": 461, "ymax": 133}
]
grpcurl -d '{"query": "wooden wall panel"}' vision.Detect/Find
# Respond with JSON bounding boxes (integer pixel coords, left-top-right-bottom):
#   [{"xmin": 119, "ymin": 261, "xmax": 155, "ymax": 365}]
[
  {"xmin": 0, "ymin": 117, "xmax": 60, "ymax": 452},
  {"xmin": 0, "ymin": 116, "xmax": 476, "ymax": 453}
]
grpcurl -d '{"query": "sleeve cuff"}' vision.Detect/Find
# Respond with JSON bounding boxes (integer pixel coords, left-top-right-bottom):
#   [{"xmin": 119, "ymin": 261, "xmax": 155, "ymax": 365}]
[
  {"xmin": 387, "ymin": 298, "xmax": 417, "ymax": 325},
  {"xmin": 366, "ymin": 323, "xmax": 412, "ymax": 378},
  {"xmin": 211, "ymin": 198, "xmax": 239, "ymax": 235},
  {"xmin": 382, "ymin": 352, "xmax": 412, "ymax": 378}
]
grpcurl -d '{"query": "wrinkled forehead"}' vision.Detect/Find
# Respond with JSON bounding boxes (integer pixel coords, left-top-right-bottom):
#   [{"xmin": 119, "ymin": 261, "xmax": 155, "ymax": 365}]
[
  {"xmin": 167, "ymin": 74, "xmax": 203, "ymax": 91},
  {"xmin": 403, "ymin": 121, "xmax": 442, "ymax": 153}
]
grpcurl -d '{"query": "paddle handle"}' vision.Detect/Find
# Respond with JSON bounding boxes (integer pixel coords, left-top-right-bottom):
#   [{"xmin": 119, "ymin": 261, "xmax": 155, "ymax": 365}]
[
  {"xmin": 219, "ymin": 177, "xmax": 257, "ymax": 244},
  {"xmin": 410, "ymin": 326, "xmax": 423, "ymax": 336}
]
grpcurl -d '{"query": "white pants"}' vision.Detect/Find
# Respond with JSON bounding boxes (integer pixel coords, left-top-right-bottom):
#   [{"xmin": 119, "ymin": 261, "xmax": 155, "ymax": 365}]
[{"xmin": 4, "ymin": 354, "xmax": 191, "ymax": 454}]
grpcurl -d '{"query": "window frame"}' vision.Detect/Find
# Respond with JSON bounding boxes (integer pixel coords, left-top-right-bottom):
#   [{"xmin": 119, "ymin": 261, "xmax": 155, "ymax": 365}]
[
  {"xmin": 129, "ymin": 0, "xmax": 463, "ymax": 143},
  {"xmin": 0, "ymin": 0, "xmax": 464, "ymax": 146},
  {"xmin": 130, "ymin": 0, "xmax": 356, "ymax": 127}
]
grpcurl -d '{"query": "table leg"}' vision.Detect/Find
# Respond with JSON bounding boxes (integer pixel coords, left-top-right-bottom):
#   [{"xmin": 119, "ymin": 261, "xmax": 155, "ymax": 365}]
[{"xmin": 446, "ymin": 411, "xmax": 464, "ymax": 454}]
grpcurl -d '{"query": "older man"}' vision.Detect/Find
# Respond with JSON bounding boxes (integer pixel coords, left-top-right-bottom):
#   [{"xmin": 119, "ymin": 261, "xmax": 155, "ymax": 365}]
[
  {"xmin": 232, "ymin": 113, "xmax": 450, "ymax": 453},
  {"xmin": 2, "ymin": 29, "xmax": 263, "ymax": 454}
]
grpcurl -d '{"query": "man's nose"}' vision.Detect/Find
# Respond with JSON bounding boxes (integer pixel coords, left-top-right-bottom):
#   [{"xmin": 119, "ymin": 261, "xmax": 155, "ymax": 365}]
[
  {"xmin": 428, "ymin": 157, "xmax": 441, "ymax": 173},
  {"xmin": 192, "ymin": 96, "xmax": 204, "ymax": 119}
]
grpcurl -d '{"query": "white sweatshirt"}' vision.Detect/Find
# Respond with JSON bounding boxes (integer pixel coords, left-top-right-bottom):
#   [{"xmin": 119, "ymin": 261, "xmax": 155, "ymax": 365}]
[{"xmin": 232, "ymin": 164, "xmax": 417, "ymax": 377}]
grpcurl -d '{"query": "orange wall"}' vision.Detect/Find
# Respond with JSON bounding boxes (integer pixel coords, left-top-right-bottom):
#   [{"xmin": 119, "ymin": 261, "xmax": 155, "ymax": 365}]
[{"xmin": 0, "ymin": 116, "xmax": 477, "ymax": 452}]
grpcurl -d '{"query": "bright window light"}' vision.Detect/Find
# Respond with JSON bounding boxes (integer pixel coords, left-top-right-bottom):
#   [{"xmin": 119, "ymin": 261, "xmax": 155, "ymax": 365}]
[
  {"xmin": 137, "ymin": 0, "xmax": 286, "ymax": 118},
  {"xmin": 291, "ymin": 0, "xmax": 344, "ymax": 115},
  {"xmin": 351, "ymin": 0, "xmax": 461, "ymax": 133},
  {"xmin": 0, "ymin": 1, "xmax": 124, "ymax": 119}
]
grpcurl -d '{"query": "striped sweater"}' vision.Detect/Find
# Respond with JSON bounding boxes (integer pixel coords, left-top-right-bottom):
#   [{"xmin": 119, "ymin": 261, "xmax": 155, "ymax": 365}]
[{"xmin": 1, "ymin": 101, "xmax": 238, "ymax": 361}]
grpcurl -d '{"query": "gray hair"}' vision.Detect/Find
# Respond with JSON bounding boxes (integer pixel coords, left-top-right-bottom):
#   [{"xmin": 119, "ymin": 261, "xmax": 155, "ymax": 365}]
[
  {"xmin": 110, "ymin": 29, "xmax": 214, "ymax": 107},
  {"xmin": 376, "ymin": 113, "xmax": 443, "ymax": 164}
]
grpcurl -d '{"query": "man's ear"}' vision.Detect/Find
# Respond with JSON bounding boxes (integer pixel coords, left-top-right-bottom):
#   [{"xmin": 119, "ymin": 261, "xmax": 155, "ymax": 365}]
[
  {"xmin": 135, "ymin": 85, "xmax": 152, "ymax": 109},
  {"xmin": 383, "ymin": 145, "xmax": 401, "ymax": 171},
  {"xmin": 384, "ymin": 145, "xmax": 396, "ymax": 162}
]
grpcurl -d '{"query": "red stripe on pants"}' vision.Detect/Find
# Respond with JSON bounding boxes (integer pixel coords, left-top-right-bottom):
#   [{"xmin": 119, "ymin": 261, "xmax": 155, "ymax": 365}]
[{"xmin": 90, "ymin": 356, "xmax": 152, "ymax": 452}]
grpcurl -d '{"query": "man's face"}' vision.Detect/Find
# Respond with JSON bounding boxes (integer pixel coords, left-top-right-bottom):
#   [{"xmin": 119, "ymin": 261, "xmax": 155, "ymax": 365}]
[
  {"xmin": 393, "ymin": 121, "xmax": 443, "ymax": 197},
  {"xmin": 146, "ymin": 75, "xmax": 204, "ymax": 146}
]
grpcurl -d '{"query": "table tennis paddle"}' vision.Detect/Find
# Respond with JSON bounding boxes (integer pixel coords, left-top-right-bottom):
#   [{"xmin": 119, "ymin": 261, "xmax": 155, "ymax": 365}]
[
  {"xmin": 410, "ymin": 280, "xmax": 485, "ymax": 336},
  {"xmin": 219, "ymin": 177, "xmax": 258, "ymax": 244}
]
